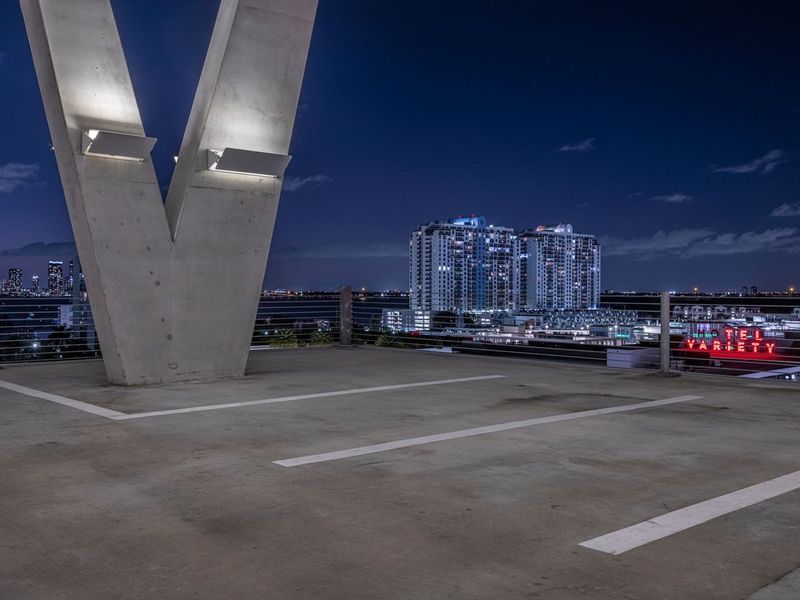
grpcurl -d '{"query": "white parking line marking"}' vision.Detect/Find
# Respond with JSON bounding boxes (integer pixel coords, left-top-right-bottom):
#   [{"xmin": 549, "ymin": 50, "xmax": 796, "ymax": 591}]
[
  {"xmin": 113, "ymin": 375, "xmax": 508, "ymax": 420},
  {"xmin": 0, "ymin": 378, "xmax": 127, "ymax": 420},
  {"xmin": 579, "ymin": 469, "xmax": 800, "ymax": 555},
  {"xmin": 0, "ymin": 375, "xmax": 507, "ymax": 421},
  {"xmin": 273, "ymin": 394, "xmax": 702, "ymax": 467}
]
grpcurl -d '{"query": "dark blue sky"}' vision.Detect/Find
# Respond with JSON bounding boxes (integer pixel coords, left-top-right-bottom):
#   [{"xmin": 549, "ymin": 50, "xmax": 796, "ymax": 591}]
[{"xmin": 1, "ymin": 1, "xmax": 799, "ymax": 291}]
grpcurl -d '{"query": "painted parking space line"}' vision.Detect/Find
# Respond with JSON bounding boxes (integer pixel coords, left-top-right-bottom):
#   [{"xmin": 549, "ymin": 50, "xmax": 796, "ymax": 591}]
[
  {"xmin": 115, "ymin": 375, "xmax": 508, "ymax": 420},
  {"xmin": 0, "ymin": 375, "xmax": 507, "ymax": 421},
  {"xmin": 0, "ymin": 375, "xmax": 506, "ymax": 421},
  {"xmin": 0, "ymin": 378, "xmax": 127, "ymax": 420},
  {"xmin": 273, "ymin": 394, "xmax": 702, "ymax": 467},
  {"xmin": 579, "ymin": 469, "xmax": 800, "ymax": 555}
]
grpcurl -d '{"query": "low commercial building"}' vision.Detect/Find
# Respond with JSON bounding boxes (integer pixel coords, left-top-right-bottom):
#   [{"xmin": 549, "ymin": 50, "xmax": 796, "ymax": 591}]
[{"xmin": 381, "ymin": 309, "xmax": 432, "ymax": 332}]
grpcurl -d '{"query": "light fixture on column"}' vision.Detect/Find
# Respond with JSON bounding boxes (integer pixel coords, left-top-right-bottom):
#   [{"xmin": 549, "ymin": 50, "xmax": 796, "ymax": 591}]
[
  {"xmin": 82, "ymin": 130, "xmax": 157, "ymax": 161},
  {"xmin": 207, "ymin": 148, "xmax": 291, "ymax": 178}
]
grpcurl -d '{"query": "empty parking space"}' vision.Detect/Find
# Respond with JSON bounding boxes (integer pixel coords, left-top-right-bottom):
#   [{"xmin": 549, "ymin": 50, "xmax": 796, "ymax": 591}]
[
  {"xmin": 1, "ymin": 347, "xmax": 799, "ymax": 599},
  {"xmin": 274, "ymin": 394, "xmax": 702, "ymax": 467}
]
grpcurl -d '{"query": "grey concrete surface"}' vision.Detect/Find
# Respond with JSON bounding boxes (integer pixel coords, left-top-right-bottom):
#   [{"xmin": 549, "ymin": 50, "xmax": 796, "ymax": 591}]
[
  {"xmin": 1, "ymin": 348, "xmax": 799, "ymax": 599},
  {"xmin": 20, "ymin": 0, "xmax": 317, "ymax": 384},
  {"xmin": 750, "ymin": 568, "xmax": 800, "ymax": 599}
]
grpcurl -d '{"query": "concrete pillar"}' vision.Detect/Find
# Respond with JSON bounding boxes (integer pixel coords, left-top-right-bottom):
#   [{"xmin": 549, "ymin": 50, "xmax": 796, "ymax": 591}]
[
  {"xmin": 660, "ymin": 291, "xmax": 671, "ymax": 375},
  {"xmin": 339, "ymin": 286, "xmax": 353, "ymax": 346},
  {"xmin": 21, "ymin": 0, "xmax": 318, "ymax": 385}
]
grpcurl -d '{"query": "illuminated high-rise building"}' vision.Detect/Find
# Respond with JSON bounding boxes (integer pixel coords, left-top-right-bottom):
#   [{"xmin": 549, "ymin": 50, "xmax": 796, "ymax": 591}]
[
  {"xmin": 48, "ymin": 260, "xmax": 64, "ymax": 295},
  {"xmin": 32, "ymin": 274, "xmax": 40, "ymax": 294},
  {"xmin": 8, "ymin": 268, "xmax": 23, "ymax": 295},
  {"xmin": 68, "ymin": 260, "xmax": 75, "ymax": 294},
  {"xmin": 410, "ymin": 217, "xmax": 519, "ymax": 313},
  {"xmin": 519, "ymin": 224, "xmax": 600, "ymax": 311}
]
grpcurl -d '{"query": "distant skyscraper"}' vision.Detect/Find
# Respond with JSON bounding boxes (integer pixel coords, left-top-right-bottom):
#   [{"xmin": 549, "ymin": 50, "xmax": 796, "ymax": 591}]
[
  {"xmin": 8, "ymin": 268, "xmax": 22, "ymax": 295},
  {"xmin": 519, "ymin": 224, "xmax": 600, "ymax": 311},
  {"xmin": 68, "ymin": 260, "xmax": 75, "ymax": 295},
  {"xmin": 32, "ymin": 274, "xmax": 40, "ymax": 294},
  {"xmin": 48, "ymin": 260, "xmax": 64, "ymax": 295},
  {"xmin": 410, "ymin": 216, "xmax": 519, "ymax": 313}
]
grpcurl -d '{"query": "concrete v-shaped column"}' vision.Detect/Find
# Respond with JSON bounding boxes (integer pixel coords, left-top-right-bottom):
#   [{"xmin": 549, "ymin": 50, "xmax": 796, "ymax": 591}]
[{"xmin": 21, "ymin": 0, "xmax": 318, "ymax": 385}]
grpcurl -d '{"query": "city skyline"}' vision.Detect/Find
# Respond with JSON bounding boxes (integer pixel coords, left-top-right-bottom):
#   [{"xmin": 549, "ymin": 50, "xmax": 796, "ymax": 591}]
[
  {"xmin": 2, "ymin": 241, "xmax": 799, "ymax": 295},
  {"xmin": 1, "ymin": 1, "xmax": 799, "ymax": 290}
]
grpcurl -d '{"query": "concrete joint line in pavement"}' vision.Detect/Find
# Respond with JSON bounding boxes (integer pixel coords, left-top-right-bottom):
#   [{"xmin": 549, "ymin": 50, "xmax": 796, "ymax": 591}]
[
  {"xmin": 579, "ymin": 468, "xmax": 800, "ymax": 555},
  {"xmin": 273, "ymin": 394, "xmax": 703, "ymax": 467},
  {"xmin": 0, "ymin": 375, "xmax": 507, "ymax": 421}
]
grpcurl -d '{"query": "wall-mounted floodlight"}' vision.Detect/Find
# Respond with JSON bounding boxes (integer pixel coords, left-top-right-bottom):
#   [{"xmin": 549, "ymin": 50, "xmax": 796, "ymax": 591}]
[
  {"xmin": 82, "ymin": 130, "xmax": 157, "ymax": 161},
  {"xmin": 207, "ymin": 148, "xmax": 291, "ymax": 178}
]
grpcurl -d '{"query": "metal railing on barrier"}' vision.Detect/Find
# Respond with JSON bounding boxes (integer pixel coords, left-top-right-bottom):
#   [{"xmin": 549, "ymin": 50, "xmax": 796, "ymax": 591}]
[
  {"xmin": 0, "ymin": 292, "xmax": 343, "ymax": 363},
  {"xmin": 345, "ymin": 290, "xmax": 800, "ymax": 383},
  {"xmin": 1, "ymin": 289, "xmax": 798, "ymax": 383},
  {"xmin": 0, "ymin": 297, "xmax": 98, "ymax": 363}
]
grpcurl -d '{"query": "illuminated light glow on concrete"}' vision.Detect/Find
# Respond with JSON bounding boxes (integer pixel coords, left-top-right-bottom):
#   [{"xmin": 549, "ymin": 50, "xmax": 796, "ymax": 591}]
[
  {"xmin": 0, "ymin": 375, "xmax": 505, "ymax": 420},
  {"xmin": 273, "ymin": 395, "xmax": 703, "ymax": 467},
  {"xmin": 0, "ymin": 378, "xmax": 127, "ymax": 419},
  {"xmin": 579, "ymin": 469, "xmax": 800, "ymax": 555},
  {"xmin": 20, "ymin": 0, "xmax": 318, "ymax": 385}
]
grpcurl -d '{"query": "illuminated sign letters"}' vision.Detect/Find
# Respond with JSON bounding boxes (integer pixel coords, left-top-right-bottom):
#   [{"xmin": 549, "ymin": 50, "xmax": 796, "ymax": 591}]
[{"xmin": 685, "ymin": 326, "xmax": 776, "ymax": 358}]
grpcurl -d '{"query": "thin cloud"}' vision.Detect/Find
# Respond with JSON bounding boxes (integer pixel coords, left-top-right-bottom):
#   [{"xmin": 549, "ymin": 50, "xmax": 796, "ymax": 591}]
[
  {"xmin": 0, "ymin": 241, "xmax": 78, "ymax": 257},
  {"xmin": 558, "ymin": 137, "xmax": 596, "ymax": 153},
  {"xmin": 282, "ymin": 174, "xmax": 331, "ymax": 192},
  {"xmin": 652, "ymin": 193, "xmax": 692, "ymax": 204},
  {"xmin": 712, "ymin": 149, "xmax": 786, "ymax": 175},
  {"xmin": 272, "ymin": 241, "xmax": 407, "ymax": 259},
  {"xmin": 601, "ymin": 227, "xmax": 800, "ymax": 260},
  {"xmin": 0, "ymin": 53, "xmax": 7, "ymax": 65},
  {"xmin": 0, "ymin": 163, "xmax": 40, "ymax": 194},
  {"xmin": 771, "ymin": 203, "xmax": 800, "ymax": 218}
]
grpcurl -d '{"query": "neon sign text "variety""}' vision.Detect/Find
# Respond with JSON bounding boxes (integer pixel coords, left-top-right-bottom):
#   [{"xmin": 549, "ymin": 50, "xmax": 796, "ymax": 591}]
[{"xmin": 685, "ymin": 326, "xmax": 775, "ymax": 356}]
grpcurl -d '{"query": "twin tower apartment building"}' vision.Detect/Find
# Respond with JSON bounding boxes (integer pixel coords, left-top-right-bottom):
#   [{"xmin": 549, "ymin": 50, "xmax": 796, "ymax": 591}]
[{"xmin": 409, "ymin": 217, "xmax": 600, "ymax": 313}]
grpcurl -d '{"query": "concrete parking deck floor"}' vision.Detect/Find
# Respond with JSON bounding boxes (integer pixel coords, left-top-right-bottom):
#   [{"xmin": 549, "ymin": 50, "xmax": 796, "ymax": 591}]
[{"xmin": 1, "ymin": 347, "xmax": 799, "ymax": 599}]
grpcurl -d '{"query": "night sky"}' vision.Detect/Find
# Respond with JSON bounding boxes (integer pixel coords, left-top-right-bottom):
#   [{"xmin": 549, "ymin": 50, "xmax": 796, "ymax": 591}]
[{"xmin": 1, "ymin": 1, "xmax": 799, "ymax": 291}]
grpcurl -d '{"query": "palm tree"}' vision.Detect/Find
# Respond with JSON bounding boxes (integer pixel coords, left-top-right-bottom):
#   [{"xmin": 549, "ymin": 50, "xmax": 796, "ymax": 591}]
[
  {"xmin": 270, "ymin": 329, "xmax": 298, "ymax": 348},
  {"xmin": 309, "ymin": 331, "xmax": 333, "ymax": 346}
]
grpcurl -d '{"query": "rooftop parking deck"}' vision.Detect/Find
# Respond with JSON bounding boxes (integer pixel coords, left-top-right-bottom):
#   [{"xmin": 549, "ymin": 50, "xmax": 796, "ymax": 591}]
[{"xmin": 1, "ymin": 347, "xmax": 799, "ymax": 599}]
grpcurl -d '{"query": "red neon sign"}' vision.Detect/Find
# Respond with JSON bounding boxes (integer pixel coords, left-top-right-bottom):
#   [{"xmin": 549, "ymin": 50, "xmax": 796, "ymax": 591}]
[{"xmin": 684, "ymin": 326, "xmax": 776, "ymax": 359}]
